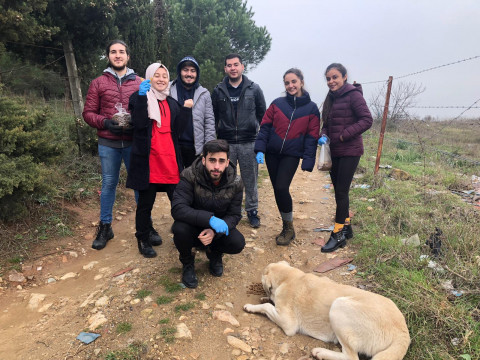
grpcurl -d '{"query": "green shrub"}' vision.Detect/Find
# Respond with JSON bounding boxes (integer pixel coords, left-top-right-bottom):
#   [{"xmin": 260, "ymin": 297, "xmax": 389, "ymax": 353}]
[{"xmin": 0, "ymin": 96, "xmax": 64, "ymax": 221}]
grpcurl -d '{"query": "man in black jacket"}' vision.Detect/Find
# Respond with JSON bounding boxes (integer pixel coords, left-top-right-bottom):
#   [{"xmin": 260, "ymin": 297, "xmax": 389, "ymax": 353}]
[
  {"xmin": 211, "ymin": 54, "xmax": 266, "ymax": 228},
  {"xmin": 171, "ymin": 139, "xmax": 245, "ymax": 288}
]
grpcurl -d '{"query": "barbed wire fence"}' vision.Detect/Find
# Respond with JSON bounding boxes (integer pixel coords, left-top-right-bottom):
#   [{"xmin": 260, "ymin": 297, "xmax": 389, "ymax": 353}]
[{"xmin": 356, "ymin": 55, "xmax": 480, "ymax": 176}]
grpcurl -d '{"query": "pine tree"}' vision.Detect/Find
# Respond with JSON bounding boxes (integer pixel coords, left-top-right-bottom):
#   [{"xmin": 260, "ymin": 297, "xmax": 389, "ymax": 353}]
[{"xmin": 0, "ymin": 95, "xmax": 63, "ymax": 220}]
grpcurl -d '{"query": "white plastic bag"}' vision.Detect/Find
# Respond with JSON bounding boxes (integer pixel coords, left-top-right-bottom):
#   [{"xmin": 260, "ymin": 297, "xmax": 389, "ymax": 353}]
[{"xmin": 317, "ymin": 142, "xmax": 332, "ymax": 171}]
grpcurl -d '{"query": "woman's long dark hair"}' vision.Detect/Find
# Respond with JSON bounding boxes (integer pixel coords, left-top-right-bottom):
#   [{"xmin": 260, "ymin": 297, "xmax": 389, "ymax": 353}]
[{"xmin": 321, "ymin": 63, "xmax": 347, "ymax": 126}]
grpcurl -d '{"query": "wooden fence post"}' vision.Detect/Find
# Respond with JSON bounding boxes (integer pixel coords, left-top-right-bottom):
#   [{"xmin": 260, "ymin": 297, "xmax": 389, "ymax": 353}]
[{"xmin": 374, "ymin": 76, "xmax": 393, "ymax": 175}]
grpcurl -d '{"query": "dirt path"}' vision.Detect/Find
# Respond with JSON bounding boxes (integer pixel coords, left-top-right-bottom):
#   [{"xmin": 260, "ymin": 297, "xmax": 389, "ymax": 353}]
[{"xmin": 0, "ymin": 165, "xmax": 359, "ymax": 360}]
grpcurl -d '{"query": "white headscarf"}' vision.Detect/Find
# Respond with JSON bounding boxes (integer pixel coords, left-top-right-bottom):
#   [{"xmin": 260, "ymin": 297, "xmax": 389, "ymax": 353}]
[{"xmin": 145, "ymin": 62, "xmax": 171, "ymax": 127}]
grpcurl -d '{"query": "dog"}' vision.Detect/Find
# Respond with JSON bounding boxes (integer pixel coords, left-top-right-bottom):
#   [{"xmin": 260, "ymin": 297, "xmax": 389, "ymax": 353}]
[{"xmin": 244, "ymin": 261, "xmax": 410, "ymax": 360}]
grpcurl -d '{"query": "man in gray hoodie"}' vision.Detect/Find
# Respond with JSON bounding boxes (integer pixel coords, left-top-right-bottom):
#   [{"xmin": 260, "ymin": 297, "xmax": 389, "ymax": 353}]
[{"xmin": 170, "ymin": 56, "xmax": 216, "ymax": 167}]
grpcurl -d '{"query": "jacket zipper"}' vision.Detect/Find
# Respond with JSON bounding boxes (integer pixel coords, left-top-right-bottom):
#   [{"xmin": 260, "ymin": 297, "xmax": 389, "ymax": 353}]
[{"xmin": 280, "ymin": 96, "xmax": 296, "ymax": 154}]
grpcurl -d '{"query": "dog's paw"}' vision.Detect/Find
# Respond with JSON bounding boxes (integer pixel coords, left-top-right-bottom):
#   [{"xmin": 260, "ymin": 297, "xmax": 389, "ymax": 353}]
[
  {"xmin": 243, "ymin": 304, "xmax": 255, "ymax": 313},
  {"xmin": 311, "ymin": 347, "xmax": 328, "ymax": 359}
]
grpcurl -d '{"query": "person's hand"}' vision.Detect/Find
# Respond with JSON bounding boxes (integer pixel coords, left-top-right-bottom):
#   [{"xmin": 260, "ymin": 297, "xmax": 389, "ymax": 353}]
[
  {"xmin": 139, "ymin": 79, "xmax": 151, "ymax": 96},
  {"xmin": 184, "ymin": 99, "xmax": 193, "ymax": 108},
  {"xmin": 104, "ymin": 119, "xmax": 123, "ymax": 135},
  {"xmin": 209, "ymin": 216, "xmax": 229, "ymax": 235},
  {"xmin": 198, "ymin": 228, "xmax": 215, "ymax": 246},
  {"xmin": 256, "ymin": 152, "xmax": 264, "ymax": 164},
  {"xmin": 318, "ymin": 135, "xmax": 328, "ymax": 145}
]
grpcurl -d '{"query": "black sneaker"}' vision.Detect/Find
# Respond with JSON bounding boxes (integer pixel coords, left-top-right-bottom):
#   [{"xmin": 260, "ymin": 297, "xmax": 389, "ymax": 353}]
[
  {"xmin": 92, "ymin": 222, "xmax": 114, "ymax": 250},
  {"xmin": 247, "ymin": 210, "xmax": 261, "ymax": 228},
  {"xmin": 149, "ymin": 228, "xmax": 162, "ymax": 246}
]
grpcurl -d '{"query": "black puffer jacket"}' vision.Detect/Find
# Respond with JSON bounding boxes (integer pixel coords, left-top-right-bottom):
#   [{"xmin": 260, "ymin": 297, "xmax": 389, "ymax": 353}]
[{"xmin": 171, "ymin": 157, "xmax": 244, "ymax": 230}]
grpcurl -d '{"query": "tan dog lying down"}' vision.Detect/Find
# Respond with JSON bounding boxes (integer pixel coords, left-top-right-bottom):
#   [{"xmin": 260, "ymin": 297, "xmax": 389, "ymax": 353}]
[{"xmin": 244, "ymin": 261, "xmax": 410, "ymax": 360}]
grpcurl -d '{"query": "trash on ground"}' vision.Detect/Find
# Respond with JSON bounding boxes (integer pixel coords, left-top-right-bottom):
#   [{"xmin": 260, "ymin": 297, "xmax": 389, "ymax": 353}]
[
  {"xmin": 400, "ymin": 234, "xmax": 420, "ymax": 246},
  {"xmin": 76, "ymin": 332, "xmax": 100, "ymax": 344},
  {"xmin": 353, "ymin": 184, "xmax": 371, "ymax": 189},
  {"xmin": 323, "ymin": 184, "xmax": 331, "ymax": 189},
  {"xmin": 313, "ymin": 258, "xmax": 353, "ymax": 273},
  {"xmin": 112, "ymin": 267, "xmax": 134, "ymax": 277},
  {"xmin": 451, "ymin": 290, "xmax": 464, "ymax": 297},
  {"xmin": 425, "ymin": 227, "xmax": 443, "ymax": 257},
  {"xmin": 311, "ymin": 238, "xmax": 326, "ymax": 246},
  {"xmin": 347, "ymin": 264, "xmax": 357, "ymax": 271},
  {"xmin": 313, "ymin": 225, "xmax": 334, "ymax": 232},
  {"xmin": 379, "ymin": 164, "xmax": 392, "ymax": 169}
]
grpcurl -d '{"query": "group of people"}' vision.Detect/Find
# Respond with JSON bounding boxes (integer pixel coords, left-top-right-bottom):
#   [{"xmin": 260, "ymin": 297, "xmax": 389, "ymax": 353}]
[{"xmin": 82, "ymin": 39, "xmax": 373, "ymax": 289}]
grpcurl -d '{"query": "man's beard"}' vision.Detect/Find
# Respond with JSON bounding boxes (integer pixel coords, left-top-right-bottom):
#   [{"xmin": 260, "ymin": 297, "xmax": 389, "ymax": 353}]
[
  {"xmin": 109, "ymin": 61, "xmax": 126, "ymax": 72},
  {"xmin": 209, "ymin": 169, "xmax": 223, "ymax": 180},
  {"xmin": 181, "ymin": 78, "xmax": 196, "ymax": 89}
]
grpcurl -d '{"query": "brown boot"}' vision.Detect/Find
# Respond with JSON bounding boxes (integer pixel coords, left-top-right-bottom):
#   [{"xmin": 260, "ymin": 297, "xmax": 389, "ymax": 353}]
[{"xmin": 276, "ymin": 220, "xmax": 295, "ymax": 246}]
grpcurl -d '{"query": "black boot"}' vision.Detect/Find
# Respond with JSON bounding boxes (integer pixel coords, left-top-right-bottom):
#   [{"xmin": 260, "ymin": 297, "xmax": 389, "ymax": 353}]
[
  {"xmin": 149, "ymin": 228, "xmax": 162, "ymax": 246},
  {"xmin": 137, "ymin": 236, "xmax": 157, "ymax": 258},
  {"xmin": 92, "ymin": 222, "xmax": 114, "ymax": 250},
  {"xmin": 321, "ymin": 231, "xmax": 347, "ymax": 253},
  {"xmin": 180, "ymin": 254, "xmax": 198, "ymax": 288},
  {"xmin": 342, "ymin": 224, "xmax": 353, "ymax": 239},
  {"xmin": 276, "ymin": 220, "xmax": 295, "ymax": 246},
  {"xmin": 207, "ymin": 250, "xmax": 224, "ymax": 277}
]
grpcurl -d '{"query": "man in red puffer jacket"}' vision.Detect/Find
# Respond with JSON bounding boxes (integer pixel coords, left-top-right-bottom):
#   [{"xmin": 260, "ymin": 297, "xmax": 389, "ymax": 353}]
[{"xmin": 83, "ymin": 39, "xmax": 161, "ymax": 251}]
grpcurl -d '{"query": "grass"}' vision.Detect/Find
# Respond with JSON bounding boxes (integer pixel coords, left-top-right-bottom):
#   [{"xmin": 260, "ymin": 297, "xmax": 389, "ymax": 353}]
[
  {"xmin": 104, "ymin": 342, "xmax": 145, "ymax": 360},
  {"xmin": 115, "ymin": 322, "xmax": 132, "ymax": 334},
  {"xmin": 174, "ymin": 302, "xmax": 195, "ymax": 312},
  {"xmin": 159, "ymin": 326, "xmax": 176, "ymax": 343},
  {"xmin": 157, "ymin": 275, "xmax": 183, "ymax": 293},
  {"xmin": 135, "ymin": 289, "xmax": 152, "ymax": 299},
  {"xmin": 350, "ymin": 124, "xmax": 480, "ymax": 360},
  {"xmin": 195, "ymin": 292, "xmax": 206, "ymax": 301},
  {"xmin": 156, "ymin": 295, "xmax": 174, "ymax": 305}
]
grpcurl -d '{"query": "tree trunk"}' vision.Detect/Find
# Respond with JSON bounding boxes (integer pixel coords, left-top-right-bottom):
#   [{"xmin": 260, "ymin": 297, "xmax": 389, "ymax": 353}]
[{"xmin": 63, "ymin": 38, "xmax": 85, "ymax": 155}]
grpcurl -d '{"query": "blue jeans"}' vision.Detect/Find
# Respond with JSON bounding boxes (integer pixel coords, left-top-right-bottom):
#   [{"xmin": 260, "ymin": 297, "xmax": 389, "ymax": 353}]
[{"xmin": 98, "ymin": 144, "xmax": 138, "ymax": 223}]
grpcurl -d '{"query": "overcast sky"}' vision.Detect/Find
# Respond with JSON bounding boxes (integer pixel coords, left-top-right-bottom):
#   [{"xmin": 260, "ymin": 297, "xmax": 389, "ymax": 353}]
[{"xmin": 245, "ymin": 0, "xmax": 480, "ymax": 119}]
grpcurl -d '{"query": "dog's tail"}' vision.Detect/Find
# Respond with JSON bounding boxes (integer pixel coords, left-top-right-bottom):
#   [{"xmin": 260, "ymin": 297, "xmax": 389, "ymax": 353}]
[{"xmin": 371, "ymin": 332, "xmax": 411, "ymax": 360}]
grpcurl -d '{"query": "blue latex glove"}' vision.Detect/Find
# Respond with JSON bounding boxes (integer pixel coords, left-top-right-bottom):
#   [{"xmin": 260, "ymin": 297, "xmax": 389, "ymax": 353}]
[
  {"xmin": 318, "ymin": 135, "xmax": 328, "ymax": 145},
  {"xmin": 256, "ymin": 152, "xmax": 264, "ymax": 164},
  {"xmin": 139, "ymin": 79, "xmax": 151, "ymax": 96},
  {"xmin": 209, "ymin": 216, "xmax": 229, "ymax": 235}
]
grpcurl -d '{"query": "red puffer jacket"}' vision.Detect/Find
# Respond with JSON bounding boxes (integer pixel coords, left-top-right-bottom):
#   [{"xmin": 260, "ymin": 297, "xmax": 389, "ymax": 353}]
[{"xmin": 82, "ymin": 71, "xmax": 142, "ymax": 140}]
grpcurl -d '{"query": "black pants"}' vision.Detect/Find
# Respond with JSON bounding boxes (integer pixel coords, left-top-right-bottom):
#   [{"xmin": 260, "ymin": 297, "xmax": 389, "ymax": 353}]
[
  {"xmin": 172, "ymin": 221, "xmax": 245, "ymax": 258},
  {"xmin": 180, "ymin": 145, "xmax": 198, "ymax": 169},
  {"xmin": 136, "ymin": 183, "xmax": 176, "ymax": 240},
  {"xmin": 330, "ymin": 156, "xmax": 360, "ymax": 223},
  {"xmin": 265, "ymin": 153, "xmax": 300, "ymax": 213}
]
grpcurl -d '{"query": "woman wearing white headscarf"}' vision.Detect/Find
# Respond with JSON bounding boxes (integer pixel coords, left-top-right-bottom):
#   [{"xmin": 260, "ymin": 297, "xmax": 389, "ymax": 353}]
[{"xmin": 127, "ymin": 62, "xmax": 193, "ymax": 258}]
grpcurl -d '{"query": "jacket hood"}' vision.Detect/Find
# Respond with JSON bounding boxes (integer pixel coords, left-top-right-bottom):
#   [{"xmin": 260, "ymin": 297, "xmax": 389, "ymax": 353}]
[
  {"xmin": 330, "ymin": 83, "xmax": 363, "ymax": 98},
  {"xmin": 104, "ymin": 67, "xmax": 136, "ymax": 79},
  {"xmin": 176, "ymin": 56, "xmax": 200, "ymax": 88}
]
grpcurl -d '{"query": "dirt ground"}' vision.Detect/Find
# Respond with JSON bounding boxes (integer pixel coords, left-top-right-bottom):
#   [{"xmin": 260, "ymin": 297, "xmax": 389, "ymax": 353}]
[{"xmin": 0, "ymin": 165, "xmax": 361, "ymax": 360}]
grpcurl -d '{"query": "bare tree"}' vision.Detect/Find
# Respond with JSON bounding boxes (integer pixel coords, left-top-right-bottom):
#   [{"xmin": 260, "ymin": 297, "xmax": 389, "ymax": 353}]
[{"xmin": 369, "ymin": 81, "xmax": 426, "ymax": 124}]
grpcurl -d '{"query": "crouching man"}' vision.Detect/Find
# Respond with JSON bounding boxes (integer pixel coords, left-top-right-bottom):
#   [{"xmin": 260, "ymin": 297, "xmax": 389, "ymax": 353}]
[{"xmin": 171, "ymin": 139, "xmax": 245, "ymax": 288}]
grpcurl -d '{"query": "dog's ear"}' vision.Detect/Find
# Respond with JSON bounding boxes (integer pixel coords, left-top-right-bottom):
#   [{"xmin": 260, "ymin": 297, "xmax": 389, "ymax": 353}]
[
  {"xmin": 261, "ymin": 273, "xmax": 273, "ymax": 297},
  {"xmin": 278, "ymin": 260, "xmax": 290, "ymax": 266}
]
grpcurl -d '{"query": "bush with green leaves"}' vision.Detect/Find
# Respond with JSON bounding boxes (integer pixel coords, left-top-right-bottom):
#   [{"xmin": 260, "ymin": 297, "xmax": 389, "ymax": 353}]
[{"xmin": 0, "ymin": 96, "xmax": 63, "ymax": 221}]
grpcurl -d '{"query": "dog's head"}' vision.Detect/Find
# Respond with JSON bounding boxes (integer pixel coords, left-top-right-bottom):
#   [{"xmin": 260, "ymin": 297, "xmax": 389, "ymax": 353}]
[{"xmin": 261, "ymin": 261, "xmax": 292, "ymax": 298}]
